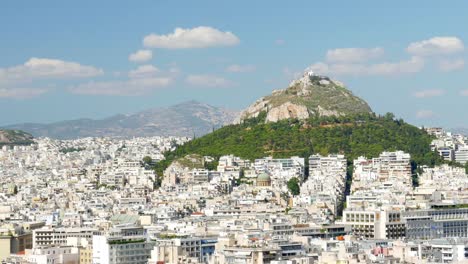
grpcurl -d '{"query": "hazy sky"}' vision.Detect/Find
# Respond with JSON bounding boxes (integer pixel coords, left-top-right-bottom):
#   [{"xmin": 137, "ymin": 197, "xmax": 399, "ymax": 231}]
[{"xmin": 1, "ymin": 1, "xmax": 467, "ymax": 128}]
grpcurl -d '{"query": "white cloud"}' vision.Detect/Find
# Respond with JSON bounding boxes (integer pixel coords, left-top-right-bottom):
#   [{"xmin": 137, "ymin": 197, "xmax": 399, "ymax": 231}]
[
  {"xmin": 69, "ymin": 77, "xmax": 171, "ymax": 96},
  {"xmin": 128, "ymin": 65, "xmax": 160, "ymax": 79},
  {"xmin": 416, "ymin": 110, "xmax": 435, "ymax": 119},
  {"xmin": 308, "ymin": 56, "xmax": 424, "ymax": 76},
  {"xmin": 226, "ymin": 64, "xmax": 256, "ymax": 73},
  {"xmin": 0, "ymin": 87, "xmax": 49, "ymax": 99},
  {"xmin": 326, "ymin": 47, "xmax": 384, "ymax": 63},
  {"xmin": 0, "ymin": 58, "xmax": 102, "ymax": 98},
  {"xmin": 367, "ymin": 56, "xmax": 424, "ymax": 75},
  {"xmin": 407, "ymin": 37, "xmax": 464, "ymax": 56},
  {"xmin": 143, "ymin": 26, "xmax": 240, "ymax": 49},
  {"xmin": 460, "ymin": 90, "xmax": 468, "ymax": 96},
  {"xmin": 0, "ymin": 58, "xmax": 103, "ymax": 82},
  {"xmin": 413, "ymin": 89, "xmax": 445, "ymax": 98},
  {"xmin": 186, "ymin": 74, "xmax": 233, "ymax": 88},
  {"xmin": 305, "ymin": 37, "xmax": 464, "ymax": 78},
  {"xmin": 438, "ymin": 58, "xmax": 465, "ymax": 72},
  {"xmin": 70, "ymin": 65, "xmax": 174, "ymax": 96},
  {"xmin": 128, "ymin": 50, "xmax": 153, "ymax": 63}
]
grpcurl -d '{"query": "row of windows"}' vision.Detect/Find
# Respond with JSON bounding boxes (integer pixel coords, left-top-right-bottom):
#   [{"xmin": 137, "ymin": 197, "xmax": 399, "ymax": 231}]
[
  {"xmin": 346, "ymin": 214, "xmax": 375, "ymax": 223},
  {"xmin": 43, "ymin": 250, "xmax": 73, "ymax": 254},
  {"xmin": 352, "ymin": 224, "xmax": 375, "ymax": 228},
  {"xmin": 443, "ymin": 222, "xmax": 468, "ymax": 227},
  {"xmin": 110, "ymin": 250, "xmax": 149, "ymax": 256},
  {"xmin": 443, "ymin": 232, "xmax": 467, "ymax": 237},
  {"xmin": 109, "ymin": 256, "xmax": 148, "ymax": 262},
  {"xmin": 109, "ymin": 244, "xmax": 147, "ymax": 250},
  {"xmin": 181, "ymin": 241, "xmax": 201, "ymax": 245},
  {"xmin": 386, "ymin": 224, "xmax": 405, "ymax": 229}
]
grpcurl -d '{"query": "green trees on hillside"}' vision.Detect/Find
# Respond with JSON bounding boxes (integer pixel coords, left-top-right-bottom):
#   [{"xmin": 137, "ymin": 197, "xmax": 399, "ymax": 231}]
[
  {"xmin": 153, "ymin": 113, "xmax": 443, "ymax": 181},
  {"xmin": 204, "ymin": 160, "xmax": 218, "ymax": 171}
]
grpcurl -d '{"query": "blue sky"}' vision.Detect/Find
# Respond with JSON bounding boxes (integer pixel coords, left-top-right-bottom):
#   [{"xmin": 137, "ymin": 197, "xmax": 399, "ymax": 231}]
[{"xmin": 1, "ymin": 1, "xmax": 467, "ymax": 129}]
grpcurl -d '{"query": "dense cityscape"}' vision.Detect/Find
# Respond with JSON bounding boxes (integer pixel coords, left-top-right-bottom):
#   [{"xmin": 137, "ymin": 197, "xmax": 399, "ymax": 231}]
[
  {"xmin": 2, "ymin": 1, "xmax": 468, "ymax": 264},
  {"xmin": 0, "ymin": 126, "xmax": 467, "ymax": 263}
]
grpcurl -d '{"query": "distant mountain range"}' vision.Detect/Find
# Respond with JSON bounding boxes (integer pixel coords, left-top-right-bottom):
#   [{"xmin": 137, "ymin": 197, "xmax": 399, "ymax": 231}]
[
  {"xmin": 3, "ymin": 101, "xmax": 239, "ymax": 139},
  {"xmin": 451, "ymin": 127, "xmax": 468, "ymax": 136}
]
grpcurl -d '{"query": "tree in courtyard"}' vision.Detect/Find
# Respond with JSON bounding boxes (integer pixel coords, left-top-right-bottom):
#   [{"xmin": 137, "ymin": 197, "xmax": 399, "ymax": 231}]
[{"xmin": 287, "ymin": 177, "xmax": 300, "ymax": 196}]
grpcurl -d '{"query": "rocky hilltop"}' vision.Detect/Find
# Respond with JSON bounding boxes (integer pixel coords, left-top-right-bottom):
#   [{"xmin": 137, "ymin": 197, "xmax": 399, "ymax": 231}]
[
  {"xmin": 4, "ymin": 101, "xmax": 239, "ymax": 139},
  {"xmin": 0, "ymin": 129, "xmax": 34, "ymax": 146},
  {"xmin": 238, "ymin": 70, "xmax": 372, "ymax": 123}
]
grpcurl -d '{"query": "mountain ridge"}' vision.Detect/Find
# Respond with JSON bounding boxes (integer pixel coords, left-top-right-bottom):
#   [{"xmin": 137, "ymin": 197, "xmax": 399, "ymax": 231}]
[{"xmin": 3, "ymin": 101, "xmax": 239, "ymax": 139}]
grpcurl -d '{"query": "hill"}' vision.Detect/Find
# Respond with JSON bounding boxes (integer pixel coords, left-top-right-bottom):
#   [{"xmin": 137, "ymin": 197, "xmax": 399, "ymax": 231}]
[
  {"xmin": 4, "ymin": 101, "xmax": 239, "ymax": 139},
  {"xmin": 238, "ymin": 72, "xmax": 372, "ymax": 123},
  {"xmin": 156, "ymin": 113, "xmax": 442, "ymax": 179},
  {"xmin": 0, "ymin": 129, "xmax": 34, "ymax": 147},
  {"xmin": 156, "ymin": 72, "xmax": 440, "ymax": 179}
]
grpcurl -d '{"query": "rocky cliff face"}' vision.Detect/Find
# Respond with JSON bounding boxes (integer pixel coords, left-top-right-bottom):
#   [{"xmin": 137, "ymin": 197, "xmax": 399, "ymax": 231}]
[
  {"xmin": 265, "ymin": 102, "xmax": 309, "ymax": 122},
  {"xmin": 238, "ymin": 70, "xmax": 372, "ymax": 123}
]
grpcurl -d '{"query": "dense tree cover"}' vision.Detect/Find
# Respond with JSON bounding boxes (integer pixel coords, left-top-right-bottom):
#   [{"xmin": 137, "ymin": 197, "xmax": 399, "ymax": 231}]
[
  {"xmin": 154, "ymin": 159, "xmax": 172, "ymax": 177},
  {"xmin": 204, "ymin": 160, "xmax": 218, "ymax": 171},
  {"xmin": 287, "ymin": 177, "xmax": 300, "ymax": 196},
  {"xmin": 142, "ymin": 156, "xmax": 153, "ymax": 165},
  {"xmin": 153, "ymin": 113, "xmax": 444, "ymax": 193},
  {"xmin": 59, "ymin": 147, "xmax": 85, "ymax": 153},
  {"xmin": 158, "ymin": 113, "xmax": 441, "ymax": 168}
]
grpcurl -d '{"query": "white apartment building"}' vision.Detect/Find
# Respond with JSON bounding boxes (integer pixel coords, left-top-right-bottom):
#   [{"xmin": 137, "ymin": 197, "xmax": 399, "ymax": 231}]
[
  {"xmin": 33, "ymin": 227, "xmax": 99, "ymax": 248},
  {"xmin": 352, "ymin": 151, "xmax": 412, "ymax": 192},
  {"xmin": 149, "ymin": 237, "xmax": 217, "ymax": 264},
  {"xmin": 455, "ymin": 146, "xmax": 468, "ymax": 164},
  {"xmin": 309, "ymin": 154, "xmax": 347, "ymax": 172},
  {"xmin": 92, "ymin": 225, "xmax": 152, "ymax": 264},
  {"xmin": 254, "ymin": 156, "xmax": 305, "ymax": 179},
  {"xmin": 341, "ymin": 208, "xmax": 406, "ymax": 239},
  {"xmin": 19, "ymin": 246, "xmax": 79, "ymax": 264}
]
